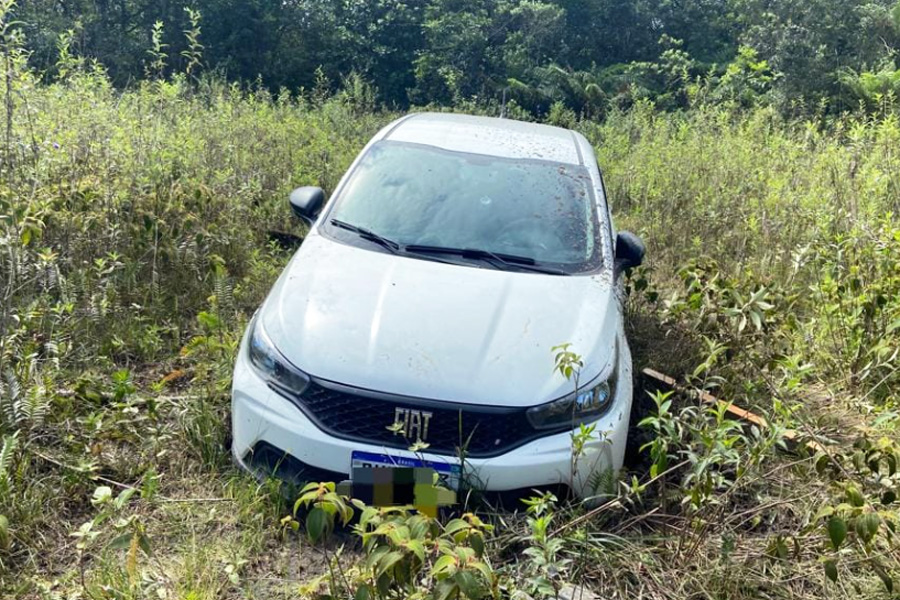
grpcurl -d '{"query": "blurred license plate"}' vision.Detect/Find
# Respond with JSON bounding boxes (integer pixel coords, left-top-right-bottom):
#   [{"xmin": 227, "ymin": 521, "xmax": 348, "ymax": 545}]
[{"xmin": 350, "ymin": 450, "xmax": 461, "ymax": 490}]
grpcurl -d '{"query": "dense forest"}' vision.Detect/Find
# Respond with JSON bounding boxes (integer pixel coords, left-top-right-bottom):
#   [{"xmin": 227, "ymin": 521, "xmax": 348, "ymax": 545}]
[{"xmin": 12, "ymin": 0, "xmax": 900, "ymax": 115}]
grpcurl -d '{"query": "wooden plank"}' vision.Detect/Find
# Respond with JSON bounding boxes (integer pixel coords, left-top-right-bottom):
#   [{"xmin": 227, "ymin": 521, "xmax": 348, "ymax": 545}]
[{"xmin": 640, "ymin": 368, "xmax": 822, "ymax": 453}]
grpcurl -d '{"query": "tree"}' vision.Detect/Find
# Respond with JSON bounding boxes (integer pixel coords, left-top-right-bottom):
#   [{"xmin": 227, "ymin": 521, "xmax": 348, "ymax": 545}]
[{"xmin": 734, "ymin": 0, "xmax": 900, "ymax": 110}]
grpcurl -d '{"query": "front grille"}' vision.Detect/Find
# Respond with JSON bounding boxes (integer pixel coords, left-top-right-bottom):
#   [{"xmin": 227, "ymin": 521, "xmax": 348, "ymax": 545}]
[{"xmin": 282, "ymin": 379, "xmax": 543, "ymax": 458}]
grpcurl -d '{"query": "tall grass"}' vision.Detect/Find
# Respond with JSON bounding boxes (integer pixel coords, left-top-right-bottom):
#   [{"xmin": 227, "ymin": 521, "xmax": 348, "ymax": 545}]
[
  {"xmin": 585, "ymin": 106, "xmax": 900, "ymax": 403},
  {"xmin": 590, "ymin": 105, "xmax": 900, "ymax": 278},
  {"xmin": 0, "ymin": 62, "xmax": 393, "ymax": 589},
  {"xmin": 1, "ymin": 68, "xmax": 391, "ymax": 371},
  {"xmin": 1, "ymin": 30, "xmax": 899, "ymax": 596}
]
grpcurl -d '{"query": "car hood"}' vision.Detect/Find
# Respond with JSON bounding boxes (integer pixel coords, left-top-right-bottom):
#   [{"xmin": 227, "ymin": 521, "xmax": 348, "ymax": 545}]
[{"xmin": 260, "ymin": 233, "xmax": 619, "ymax": 408}]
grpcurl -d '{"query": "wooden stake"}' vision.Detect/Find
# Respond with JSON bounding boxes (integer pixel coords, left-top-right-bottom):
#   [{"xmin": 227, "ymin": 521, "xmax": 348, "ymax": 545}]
[{"xmin": 640, "ymin": 368, "xmax": 823, "ymax": 454}]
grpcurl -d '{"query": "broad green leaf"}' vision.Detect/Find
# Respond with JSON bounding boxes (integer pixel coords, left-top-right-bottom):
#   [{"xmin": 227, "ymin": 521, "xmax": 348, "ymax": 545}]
[
  {"xmin": 433, "ymin": 580, "xmax": 457, "ymax": 600},
  {"xmin": 886, "ymin": 318, "xmax": 900, "ymax": 334},
  {"xmin": 305, "ymin": 507, "xmax": 330, "ymax": 544},
  {"xmin": 455, "ymin": 570, "xmax": 482, "ymax": 598},
  {"xmin": 409, "ymin": 515, "xmax": 431, "ymax": 539},
  {"xmin": 846, "ymin": 485, "xmax": 865, "ymax": 507},
  {"xmin": 91, "ymin": 486, "xmax": 113, "ymax": 506},
  {"xmin": 299, "ymin": 481, "xmax": 321, "ymax": 494},
  {"xmin": 432, "ymin": 554, "xmax": 457, "ymax": 576},
  {"xmin": 824, "ymin": 559, "xmax": 838, "ymax": 583},
  {"xmin": 406, "ymin": 539, "xmax": 425, "ymax": 562},
  {"xmin": 0, "ymin": 515, "xmax": 8, "ymax": 550},
  {"xmin": 137, "ymin": 533, "xmax": 152, "ymax": 556},
  {"xmin": 813, "ymin": 505, "xmax": 834, "ymax": 521},
  {"xmin": 774, "ymin": 536, "xmax": 788, "ymax": 559},
  {"xmin": 443, "ymin": 519, "xmax": 470, "ymax": 535},
  {"xmin": 471, "ymin": 560, "xmax": 493, "ymax": 583},
  {"xmin": 375, "ymin": 550, "xmax": 403, "ymax": 577},
  {"xmin": 108, "ymin": 532, "xmax": 134, "ymax": 550},
  {"xmin": 749, "ymin": 309, "xmax": 762, "ymax": 331},
  {"xmin": 827, "ymin": 517, "xmax": 847, "ymax": 550},
  {"xmin": 365, "ymin": 546, "xmax": 390, "ymax": 571},
  {"xmin": 855, "ymin": 512, "xmax": 881, "ymax": 544},
  {"xmin": 469, "ymin": 531, "xmax": 485, "ymax": 556},
  {"xmin": 115, "ymin": 487, "xmax": 136, "ymax": 509},
  {"xmin": 886, "ymin": 453, "xmax": 897, "ymax": 475}
]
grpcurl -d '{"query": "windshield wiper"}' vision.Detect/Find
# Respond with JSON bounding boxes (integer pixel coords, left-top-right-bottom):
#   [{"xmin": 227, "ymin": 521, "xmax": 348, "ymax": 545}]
[
  {"xmin": 404, "ymin": 244, "xmax": 568, "ymax": 276},
  {"xmin": 328, "ymin": 225, "xmax": 569, "ymax": 275},
  {"xmin": 330, "ymin": 219, "xmax": 401, "ymax": 254}
]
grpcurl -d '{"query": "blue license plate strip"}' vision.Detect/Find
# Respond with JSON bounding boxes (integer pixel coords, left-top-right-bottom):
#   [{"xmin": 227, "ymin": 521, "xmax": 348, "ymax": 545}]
[{"xmin": 350, "ymin": 450, "xmax": 461, "ymax": 490}]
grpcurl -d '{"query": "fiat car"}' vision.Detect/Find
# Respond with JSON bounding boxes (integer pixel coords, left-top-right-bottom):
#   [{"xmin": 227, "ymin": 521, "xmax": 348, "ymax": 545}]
[{"xmin": 231, "ymin": 112, "xmax": 645, "ymax": 498}]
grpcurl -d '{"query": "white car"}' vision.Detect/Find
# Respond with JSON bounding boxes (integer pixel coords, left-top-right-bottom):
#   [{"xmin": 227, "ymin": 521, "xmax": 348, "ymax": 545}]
[{"xmin": 231, "ymin": 112, "xmax": 645, "ymax": 499}]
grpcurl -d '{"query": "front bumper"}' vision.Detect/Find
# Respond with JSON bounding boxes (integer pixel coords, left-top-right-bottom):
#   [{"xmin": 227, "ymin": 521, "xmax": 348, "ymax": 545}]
[{"xmin": 231, "ymin": 334, "xmax": 633, "ymax": 499}]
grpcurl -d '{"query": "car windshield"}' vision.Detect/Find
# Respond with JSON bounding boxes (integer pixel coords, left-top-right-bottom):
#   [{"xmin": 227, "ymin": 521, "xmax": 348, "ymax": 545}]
[{"xmin": 327, "ymin": 141, "xmax": 601, "ymax": 273}]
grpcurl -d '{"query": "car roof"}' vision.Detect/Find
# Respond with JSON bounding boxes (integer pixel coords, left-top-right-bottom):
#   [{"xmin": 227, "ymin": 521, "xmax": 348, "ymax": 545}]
[{"xmin": 381, "ymin": 112, "xmax": 584, "ymax": 166}]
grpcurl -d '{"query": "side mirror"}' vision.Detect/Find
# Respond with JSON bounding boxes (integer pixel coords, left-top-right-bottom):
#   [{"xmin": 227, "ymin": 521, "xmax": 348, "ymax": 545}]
[
  {"xmin": 615, "ymin": 231, "xmax": 645, "ymax": 273},
  {"xmin": 289, "ymin": 186, "xmax": 325, "ymax": 224}
]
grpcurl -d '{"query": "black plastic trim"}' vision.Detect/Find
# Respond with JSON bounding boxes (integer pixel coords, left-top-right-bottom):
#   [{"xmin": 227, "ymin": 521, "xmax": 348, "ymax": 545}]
[
  {"xmin": 245, "ymin": 441, "xmax": 348, "ymax": 484},
  {"xmin": 268, "ymin": 377, "xmax": 576, "ymax": 459}
]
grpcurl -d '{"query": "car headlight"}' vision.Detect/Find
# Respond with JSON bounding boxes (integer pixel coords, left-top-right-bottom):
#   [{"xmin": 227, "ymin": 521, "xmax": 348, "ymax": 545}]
[
  {"xmin": 247, "ymin": 315, "xmax": 310, "ymax": 395},
  {"xmin": 527, "ymin": 346, "xmax": 618, "ymax": 430}
]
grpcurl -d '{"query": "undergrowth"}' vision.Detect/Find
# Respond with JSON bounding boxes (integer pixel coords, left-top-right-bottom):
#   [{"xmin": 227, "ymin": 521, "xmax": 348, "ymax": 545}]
[{"xmin": 0, "ymin": 2, "xmax": 898, "ymax": 597}]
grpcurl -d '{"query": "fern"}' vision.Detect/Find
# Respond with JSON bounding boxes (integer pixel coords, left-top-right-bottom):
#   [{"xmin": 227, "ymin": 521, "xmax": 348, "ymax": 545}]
[
  {"xmin": 0, "ymin": 365, "xmax": 51, "ymax": 430},
  {"xmin": 20, "ymin": 383, "xmax": 49, "ymax": 427},
  {"xmin": 0, "ymin": 432, "xmax": 18, "ymax": 502},
  {"xmin": 212, "ymin": 268, "xmax": 234, "ymax": 316},
  {"xmin": 176, "ymin": 237, "xmax": 205, "ymax": 279},
  {"xmin": 0, "ymin": 370, "xmax": 20, "ymax": 429}
]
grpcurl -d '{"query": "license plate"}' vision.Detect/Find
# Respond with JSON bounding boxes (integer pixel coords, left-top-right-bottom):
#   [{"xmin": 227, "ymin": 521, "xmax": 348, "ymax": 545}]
[{"xmin": 350, "ymin": 450, "xmax": 461, "ymax": 491}]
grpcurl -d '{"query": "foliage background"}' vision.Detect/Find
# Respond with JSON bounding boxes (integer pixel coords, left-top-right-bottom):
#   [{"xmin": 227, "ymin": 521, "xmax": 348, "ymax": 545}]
[{"xmin": 11, "ymin": 0, "xmax": 900, "ymax": 115}]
